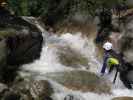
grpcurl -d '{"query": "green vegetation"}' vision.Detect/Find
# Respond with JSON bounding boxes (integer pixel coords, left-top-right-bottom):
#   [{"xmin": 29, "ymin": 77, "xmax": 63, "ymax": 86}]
[
  {"xmin": 7, "ymin": 0, "xmax": 126, "ymax": 15},
  {"xmin": 20, "ymin": 0, "xmax": 28, "ymax": 16},
  {"xmin": 0, "ymin": 29, "xmax": 16, "ymax": 38},
  {"xmin": 7, "ymin": 0, "xmax": 127, "ymax": 24}
]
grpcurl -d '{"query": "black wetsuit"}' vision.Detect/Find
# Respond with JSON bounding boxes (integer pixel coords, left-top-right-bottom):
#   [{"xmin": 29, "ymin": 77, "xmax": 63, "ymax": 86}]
[
  {"xmin": 113, "ymin": 53, "xmax": 133, "ymax": 89},
  {"xmin": 119, "ymin": 62, "xmax": 133, "ymax": 89},
  {"xmin": 102, "ymin": 50, "xmax": 133, "ymax": 89}
]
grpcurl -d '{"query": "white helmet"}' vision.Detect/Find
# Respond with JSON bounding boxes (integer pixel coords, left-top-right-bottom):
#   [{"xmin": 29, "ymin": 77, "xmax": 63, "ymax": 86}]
[{"xmin": 103, "ymin": 42, "xmax": 113, "ymax": 50}]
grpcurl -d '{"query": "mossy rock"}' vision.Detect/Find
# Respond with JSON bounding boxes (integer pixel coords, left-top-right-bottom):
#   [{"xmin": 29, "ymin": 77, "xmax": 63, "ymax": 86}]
[
  {"xmin": 0, "ymin": 29, "xmax": 16, "ymax": 38},
  {"xmin": 46, "ymin": 70, "xmax": 111, "ymax": 94},
  {"xmin": 11, "ymin": 79, "xmax": 54, "ymax": 100}
]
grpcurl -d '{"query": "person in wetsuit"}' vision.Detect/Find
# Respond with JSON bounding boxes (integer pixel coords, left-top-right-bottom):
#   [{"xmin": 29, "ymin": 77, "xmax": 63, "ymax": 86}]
[{"xmin": 101, "ymin": 42, "xmax": 133, "ymax": 89}]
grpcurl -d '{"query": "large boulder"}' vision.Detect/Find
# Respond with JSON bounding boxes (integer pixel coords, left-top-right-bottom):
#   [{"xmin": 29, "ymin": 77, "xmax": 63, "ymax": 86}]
[
  {"xmin": 45, "ymin": 70, "xmax": 111, "ymax": 94},
  {"xmin": 29, "ymin": 80, "xmax": 54, "ymax": 100},
  {"xmin": 120, "ymin": 16, "xmax": 133, "ymax": 63},
  {"xmin": 1, "ymin": 79, "xmax": 53, "ymax": 100},
  {"xmin": 0, "ymin": 7, "xmax": 43, "ymax": 83},
  {"xmin": 57, "ymin": 45, "xmax": 89, "ymax": 68}
]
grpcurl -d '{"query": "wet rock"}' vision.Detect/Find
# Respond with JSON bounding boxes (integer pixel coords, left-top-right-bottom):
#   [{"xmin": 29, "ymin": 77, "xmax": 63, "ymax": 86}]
[
  {"xmin": 64, "ymin": 94, "xmax": 85, "ymax": 100},
  {"xmin": 11, "ymin": 79, "xmax": 53, "ymax": 100},
  {"xmin": 0, "ymin": 39, "xmax": 7, "ymax": 81},
  {"xmin": 57, "ymin": 45, "xmax": 89, "ymax": 68},
  {"xmin": 6, "ymin": 31, "xmax": 43, "ymax": 65},
  {"xmin": 0, "ymin": 8, "xmax": 43, "ymax": 83},
  {"xmin": 109, "ymin": 32, "xmax": 122, "ymax": 51},
  {"xmin": 0, "ymin": 78, "xmax": 51, "ymax": 100},
  {"xmin": 11, "ymin": 79, "xmax": 32, "ymax": 100},
  {"xmin": 2, "ymin": 91, "xmax": 21, "ymax": 100},
  {"xmin": 46, "ymin": 70, "xmax": 111, "ymax": 94},
  {"xmin": 0, "ymin": 83, "xmax": 8, "ymax": 95},
  {"xmin": 29, "ymin": 80, "xmax": 54, "ymax": 100},
  {"xmin": 112, "ymin": 97, "xmax": 133, "ymax": 100},
  {"xmin": 120, "ymin": 17, "xmax": 133, "ymax": 63}
]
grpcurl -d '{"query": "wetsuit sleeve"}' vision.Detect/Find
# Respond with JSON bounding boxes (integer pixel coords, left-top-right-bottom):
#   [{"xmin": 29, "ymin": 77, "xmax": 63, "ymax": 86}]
[{"xmin": 101, "ymin": 52, "xmax": 109, "ymax": 74}]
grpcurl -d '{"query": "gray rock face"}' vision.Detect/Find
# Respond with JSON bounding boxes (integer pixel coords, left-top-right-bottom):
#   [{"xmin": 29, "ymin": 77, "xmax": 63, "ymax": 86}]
[{"xmin": 120, "ymin": 17, "xmax": 133, "ymax": 63}]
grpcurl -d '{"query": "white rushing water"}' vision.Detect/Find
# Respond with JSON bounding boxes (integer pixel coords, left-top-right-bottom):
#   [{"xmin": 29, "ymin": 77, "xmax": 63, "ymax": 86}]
[
  {"xmin": 20, "ymin": 30, "xmax": 133, "ymax": 100},
  {"xmin": 21, "ymin": 32, "xmax": 100, "ymax": 75}
]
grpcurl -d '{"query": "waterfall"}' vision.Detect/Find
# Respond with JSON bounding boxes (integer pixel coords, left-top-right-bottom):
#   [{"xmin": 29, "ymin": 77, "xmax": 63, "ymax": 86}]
[{"xmin": 19, "ymin": 18, "xmax": 133, "ymax": 100}]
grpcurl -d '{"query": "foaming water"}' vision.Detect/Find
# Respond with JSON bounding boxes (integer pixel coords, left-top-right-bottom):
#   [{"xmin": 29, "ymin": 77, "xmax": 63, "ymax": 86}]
[
  {"xmin": 21, "ymin": 32, "xmax": 100, "ymax": 74},
  {"xmin": 20, "ymin": 32, "xmax": 133, "ymax": 100},
  {"xmin": 48, "ymin": 79, "xmax": 113, "ymax": 100},
  {"xmin": 59, "ymin": 33, "xmax": 101, "ymax": 73},
  {"xmin": 21, "ymin": 44, "xmax": 72, "ymax": 74}
]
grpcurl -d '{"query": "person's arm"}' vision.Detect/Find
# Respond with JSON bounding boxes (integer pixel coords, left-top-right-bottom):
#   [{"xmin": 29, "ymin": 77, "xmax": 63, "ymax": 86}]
[
  {"xmin": 101, "ymin": 52, "xmax": 109, "ymax": 74},
  {"xmin": 110, "ymin": 50, "xmax": 119, "ymax": 59}
]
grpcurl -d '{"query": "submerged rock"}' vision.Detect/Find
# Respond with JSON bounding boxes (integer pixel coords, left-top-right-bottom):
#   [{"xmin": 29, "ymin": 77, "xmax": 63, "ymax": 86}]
[
  {"xmin": 64, "ymin": 94, "xmax": 85, "ymax": 100},
  {"xmin": 46, "ymin": 70, "xmax": 111, "ymax": 94}
]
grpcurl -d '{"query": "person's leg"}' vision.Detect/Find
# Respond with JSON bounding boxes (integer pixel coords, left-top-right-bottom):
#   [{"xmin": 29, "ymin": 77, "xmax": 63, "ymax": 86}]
[
  {"xmin": 108, "ymin": 65, "xmax": 114, "ymax": 73},
  {"xmin": 101, "ymin": 65, "xmax": 106, "ymax": 75},
  {"xmin": 120, "ymin": 72, "xmax": 132, "ymax": 89}
]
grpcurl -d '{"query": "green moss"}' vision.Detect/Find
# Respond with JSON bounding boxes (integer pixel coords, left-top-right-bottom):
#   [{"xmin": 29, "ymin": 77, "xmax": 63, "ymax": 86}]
[{"xmin": 0, "ymin": 29, "xmax": 16, "ymax": 38}]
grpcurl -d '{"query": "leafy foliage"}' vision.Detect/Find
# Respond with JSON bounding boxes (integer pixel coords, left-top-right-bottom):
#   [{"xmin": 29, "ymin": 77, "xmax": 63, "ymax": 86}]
[{"xmin": 6, "ymin": 0, "xmax": 127, "ymax": 24}]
